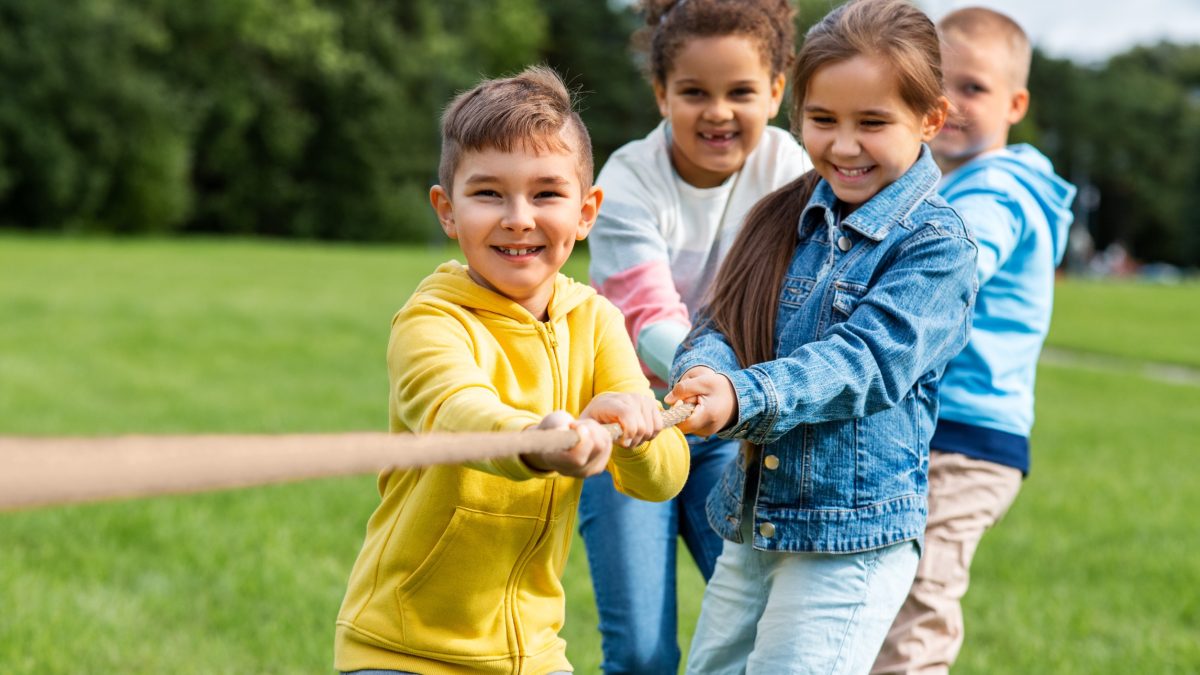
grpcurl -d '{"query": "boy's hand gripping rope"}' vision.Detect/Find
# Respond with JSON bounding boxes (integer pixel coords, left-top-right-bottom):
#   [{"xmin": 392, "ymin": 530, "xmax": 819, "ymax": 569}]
[{"xmin": 0, "ymin": 403, "xmax": 695, "ymax": 511}]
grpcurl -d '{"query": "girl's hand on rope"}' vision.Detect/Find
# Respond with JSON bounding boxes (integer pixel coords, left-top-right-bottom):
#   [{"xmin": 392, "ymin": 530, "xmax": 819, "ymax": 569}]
[
  {"xmin": 522, "ymin": 411, "xmax": 613, "ymax": 478},
  {"xmin": 664, "ymin": 366, "xmax": 738, "ymax": 437},
  {"xmin": 580, "ymin": 392, "xmax": 665, "ymax": 448}
]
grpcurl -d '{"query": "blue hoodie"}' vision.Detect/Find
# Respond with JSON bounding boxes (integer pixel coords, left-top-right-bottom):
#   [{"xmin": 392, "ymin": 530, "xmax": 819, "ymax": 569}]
[{"xmin": 932, "ymin": 144, "xmax": 1076, "ymax": 474}]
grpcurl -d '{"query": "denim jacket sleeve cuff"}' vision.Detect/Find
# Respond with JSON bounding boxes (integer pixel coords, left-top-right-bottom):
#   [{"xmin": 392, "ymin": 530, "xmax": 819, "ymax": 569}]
[
  {"xmin": 719, "ymin": 366, "xmax": 779, "ymax": 445},
  {"xmin": 670, "ymin": 350, "xmax": 717, "ymax": 386}
]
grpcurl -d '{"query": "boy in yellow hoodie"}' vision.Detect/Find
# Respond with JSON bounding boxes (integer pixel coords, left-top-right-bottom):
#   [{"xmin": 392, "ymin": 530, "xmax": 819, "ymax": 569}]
[{"xmin": 334, "ymin": 66, "xmax": 690, "ymax": 675}]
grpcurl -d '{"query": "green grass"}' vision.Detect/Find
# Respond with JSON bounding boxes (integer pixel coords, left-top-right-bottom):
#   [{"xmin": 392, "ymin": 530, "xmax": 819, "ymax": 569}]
[
  {"xmin": 1047, "ymin": 278, "xmax": 1200, "ymax": 369},
  {"xmin": 1, "ymin": 235, "xmax": 1197, "ymax": 673},
  {"xmin": 957, "ymin": 364, "xmax": 1200, "ymax": 673}
]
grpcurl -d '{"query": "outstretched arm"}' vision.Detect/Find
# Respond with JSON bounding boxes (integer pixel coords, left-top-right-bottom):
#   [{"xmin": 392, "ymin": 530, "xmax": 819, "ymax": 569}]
[
  {"xmin": 673, "ymin": 228, "xmax": 976, "ymax": 446},
  {"xmin": 589, "ymin": 301, "xmax": 690, "ymax": 502},
  {"xmin": 389, "ymin": 304, "xmax": 547, "ymax": 481}
]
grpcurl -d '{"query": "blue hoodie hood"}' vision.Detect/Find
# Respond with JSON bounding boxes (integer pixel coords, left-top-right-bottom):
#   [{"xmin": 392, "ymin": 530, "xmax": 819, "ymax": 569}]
[
  {"xmin": 933, "ymin": 144, "xmax": 1077, "ymax": 472},
  {"xmin": 952, "ymin": 144, "xmax": 1076, "ymax": 264}
]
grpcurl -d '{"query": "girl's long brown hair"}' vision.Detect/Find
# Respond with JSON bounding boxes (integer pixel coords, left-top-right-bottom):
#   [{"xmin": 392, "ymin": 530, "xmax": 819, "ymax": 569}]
[
  {"xmin": 702, "ymin": 171, "xmax": 819, "ymax": 368},
  {"xmin": 701, "ymin": 0, "xmax": 944, "ymax": 369}
]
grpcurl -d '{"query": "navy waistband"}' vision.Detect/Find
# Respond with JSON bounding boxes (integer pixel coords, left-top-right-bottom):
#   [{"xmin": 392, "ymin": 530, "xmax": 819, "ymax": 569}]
[{"xmin": 931, "ymin": 419, "xmax": 1030, "ymax": 475}]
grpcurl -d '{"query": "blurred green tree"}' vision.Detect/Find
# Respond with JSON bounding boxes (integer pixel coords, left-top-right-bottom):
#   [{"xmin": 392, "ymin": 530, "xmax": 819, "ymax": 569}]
[
  {"xmin": 0, "ymin": 0, "xmax": 545, "ymax": 240},
  {"xmin": 0, "ymin": 0, "xmax": 1197, "ymax": 265},
  {"xmin": 160, "ymin": 0, "xmax": 545, "ymax": 241},
  {"xmin": 1027, "ymin": 44, "xmax": 1200, "ymax": 267},
  {"xmin": 536, "ymin": 0, "xmax": 659, "ymax": 169},
  {"xmin": 0, "ymin": 1, "xmax": 191, "ymax": 233}
]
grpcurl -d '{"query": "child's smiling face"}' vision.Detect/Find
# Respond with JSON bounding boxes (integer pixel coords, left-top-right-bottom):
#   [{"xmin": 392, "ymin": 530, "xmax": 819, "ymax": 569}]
[
  {"xmin": 932, "ymin": 34, "xmax": 1029, "ymax": 173},
  {"xmin": 430, "ymin": 137, "xmax": 601, "ymax": 320},
  {"xmin": 801, "ymin": 54, "xmax": 946, "ymax": 212},
  {"xmin": 654, "ymin": 34, "xmax": 785, "ymax": 188}
]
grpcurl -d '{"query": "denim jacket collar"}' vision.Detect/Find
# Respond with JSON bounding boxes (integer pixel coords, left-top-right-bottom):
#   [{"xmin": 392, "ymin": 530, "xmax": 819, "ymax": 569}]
[{"xmin": 798, "ymin": 144, "xmax": 941, "ymax": 242}]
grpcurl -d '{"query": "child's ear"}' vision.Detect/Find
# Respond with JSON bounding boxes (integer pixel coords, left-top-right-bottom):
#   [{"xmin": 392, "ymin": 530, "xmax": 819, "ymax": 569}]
[
  {"xmin": 921, "ymin": 96, "xmax": 951, "ymax": 142},
  {"xmin": 1007, "ymin": 88, "xmax": 1030, "ymax": 125},
  {"xmin": 576, "ymin": 186, "xmax": 604, "ymax": 241},
  {"xmin": 429, "ymin": 185, "xmax": 458, "ymax": 239},
  {"xmin": 768, "ymin": 72, "xmax": 786, "ymax": 118},
  {"xmin": 653, "ymin": 81, "xmax": 669, "ymax": 118}
]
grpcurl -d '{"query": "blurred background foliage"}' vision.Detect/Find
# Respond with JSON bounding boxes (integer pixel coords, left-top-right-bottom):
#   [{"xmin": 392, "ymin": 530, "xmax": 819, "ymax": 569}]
[{"xmin": 0, "ymin": 0, "xmax": 1197, "ymax": 264}]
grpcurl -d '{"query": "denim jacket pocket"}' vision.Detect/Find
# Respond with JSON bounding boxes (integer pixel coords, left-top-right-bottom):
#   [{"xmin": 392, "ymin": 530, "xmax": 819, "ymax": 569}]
[
  {"xmin": 780, "ymin": 275, "xmax": 816, "ymax": 308},
  {"xmin": 831, "ymin": 281, "xmax": 868, "ymax": 317}
]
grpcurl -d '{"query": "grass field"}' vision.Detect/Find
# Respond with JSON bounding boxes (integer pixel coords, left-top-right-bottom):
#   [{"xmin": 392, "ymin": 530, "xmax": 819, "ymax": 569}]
[
  {"xmin": 1047, "ymin": 279, "xmax": 1200, "ymax": 369},
  {"xmin": 1, "ymin": 235, "xmax": 1197, "ymax": 673}
]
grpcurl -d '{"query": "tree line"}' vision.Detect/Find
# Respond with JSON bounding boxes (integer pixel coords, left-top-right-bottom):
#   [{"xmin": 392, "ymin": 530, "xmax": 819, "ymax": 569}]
[{"xmin": 0, "ymin": 0, "xmax": 1196, "ymax": 266}]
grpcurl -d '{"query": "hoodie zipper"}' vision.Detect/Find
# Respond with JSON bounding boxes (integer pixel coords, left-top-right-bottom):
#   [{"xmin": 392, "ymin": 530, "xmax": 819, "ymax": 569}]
[{"xmin": 508, "ymin": 320, "xmax": 564, "ymax": 672}]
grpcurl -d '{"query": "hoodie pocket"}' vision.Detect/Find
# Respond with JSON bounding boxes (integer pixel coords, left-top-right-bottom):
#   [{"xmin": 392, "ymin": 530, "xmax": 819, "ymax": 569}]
[{"xmin": 394, "ymin": 506, "xmax": 540, "ymax": 656}]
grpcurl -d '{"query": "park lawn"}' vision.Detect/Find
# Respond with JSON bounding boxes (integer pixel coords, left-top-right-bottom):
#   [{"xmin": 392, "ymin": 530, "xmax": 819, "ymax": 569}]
[
  {"xmin": 1047, "ymin": 278, "xmax": 1200, "ymax": 369},
  {"xmin": 953, "ymin": 363, "xmax": 1200, "ymax": 673},
  {"xmin": 1, "ymin": 235, "xmax": 1197, "ymax": 673},
  {"xmin": 0, "ymin": 236, "xmax": 460, "ymax": 435}
]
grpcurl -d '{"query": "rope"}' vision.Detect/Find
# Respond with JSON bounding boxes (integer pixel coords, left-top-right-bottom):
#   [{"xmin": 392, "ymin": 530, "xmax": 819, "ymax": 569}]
[{"xmin": 0, "ymin": 403, "xmax": 695, "ymax": 512}]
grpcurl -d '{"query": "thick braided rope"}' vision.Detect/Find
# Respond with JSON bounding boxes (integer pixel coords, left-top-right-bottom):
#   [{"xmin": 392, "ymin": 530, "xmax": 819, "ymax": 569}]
[{"xmin": 0, "ymin": 402, "xmax": 695, "ymax": 511}]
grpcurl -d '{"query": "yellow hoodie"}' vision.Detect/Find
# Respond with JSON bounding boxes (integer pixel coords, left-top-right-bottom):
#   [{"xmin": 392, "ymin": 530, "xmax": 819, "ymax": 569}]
[{"xmin": 335, "ymin": 261, "xmax": 689, "ymax": 674}]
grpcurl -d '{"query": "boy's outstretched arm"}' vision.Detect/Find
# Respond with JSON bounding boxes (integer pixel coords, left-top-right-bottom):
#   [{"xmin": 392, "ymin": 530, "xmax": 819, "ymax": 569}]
[
  {"xmin": 389, "ymin": 304, "xmax": 557, "ymax": 481},
  {"xmin": 579, "ymin": 392, "xmax": 665, "ymax": 448},
  {"xmin": 591, "ymin": 302, "xmax": 690, "ymax": 502}
]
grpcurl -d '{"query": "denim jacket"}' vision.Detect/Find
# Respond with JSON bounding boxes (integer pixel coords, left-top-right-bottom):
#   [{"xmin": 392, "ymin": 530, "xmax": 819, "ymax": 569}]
[{"xmin": 671, "ymin": 147, "xmax": 977, "ymax": 553}]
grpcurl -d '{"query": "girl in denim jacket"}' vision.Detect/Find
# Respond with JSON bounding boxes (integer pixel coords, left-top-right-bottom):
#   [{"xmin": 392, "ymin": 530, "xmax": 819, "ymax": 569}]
[{"xmin": 664, "ymin": 1, "xmax": 977, "ymax": 672}]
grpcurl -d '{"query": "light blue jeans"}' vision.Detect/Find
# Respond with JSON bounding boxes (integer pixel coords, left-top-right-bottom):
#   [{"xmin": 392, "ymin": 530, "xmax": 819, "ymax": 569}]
[
  {"xmin": 578, "ymin": 434, "xmax": 738, "ymax": 674},
  {"xmin": 685, "ymin": 538, "xmax": 920, "ymax": 675}
]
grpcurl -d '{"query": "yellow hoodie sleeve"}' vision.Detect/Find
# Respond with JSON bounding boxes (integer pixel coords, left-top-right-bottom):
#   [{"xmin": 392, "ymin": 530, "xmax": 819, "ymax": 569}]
[
  {"xmin": 388, "ymin": 302, "xmax": 549, "ymax": 481},
  {"xmin": 591, "ymin": 301, "xmax": 690, "ymax": 502}
]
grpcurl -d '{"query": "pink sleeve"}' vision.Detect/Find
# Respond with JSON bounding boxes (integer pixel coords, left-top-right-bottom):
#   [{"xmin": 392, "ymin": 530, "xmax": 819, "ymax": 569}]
[{"xmin": 592, "ymin": 260, "xmax": 690, "ymax": 349}]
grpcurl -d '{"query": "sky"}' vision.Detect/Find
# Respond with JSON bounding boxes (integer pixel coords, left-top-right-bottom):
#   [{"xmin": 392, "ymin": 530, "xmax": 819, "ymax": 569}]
[{"xmin": 920, "ymin": 0, "xmax": 1200, "ymax": 62}]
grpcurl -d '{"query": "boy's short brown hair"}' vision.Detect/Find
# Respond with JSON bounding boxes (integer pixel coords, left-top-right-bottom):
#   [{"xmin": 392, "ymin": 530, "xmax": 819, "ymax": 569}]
[
  {"xmin": 437, "ymin": 66, "xmax": 594, "ymax": 192},
  {"xmin": 938, "ymin": 7, "xmax": 1032, "ymax": 88}
]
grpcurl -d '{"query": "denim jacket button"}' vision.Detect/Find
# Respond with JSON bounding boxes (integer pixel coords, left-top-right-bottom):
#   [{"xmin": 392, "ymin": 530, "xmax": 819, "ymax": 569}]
[
  {"xmin": 763, "ymin": 454, "xmax": 780, "ymax": 470},
  {"xmin": 759, "ymin": 522, "xmax": 776, "ymax": 538},
  {"xmin": 837, "ymin": 235, "xmax": 853, "ymax": 252}
]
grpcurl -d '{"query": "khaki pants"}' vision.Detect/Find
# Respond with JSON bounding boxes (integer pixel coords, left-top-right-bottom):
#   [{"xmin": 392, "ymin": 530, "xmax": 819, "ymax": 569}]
[{"xmin": 871, "ymin": 451, "xmax": 1023, "ymax": 674}]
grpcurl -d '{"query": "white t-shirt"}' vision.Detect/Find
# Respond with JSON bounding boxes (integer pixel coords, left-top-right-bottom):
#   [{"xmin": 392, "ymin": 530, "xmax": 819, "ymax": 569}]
[{"xmin": 588, "ymin": 122, "xmax": 811, "ymax": 386}]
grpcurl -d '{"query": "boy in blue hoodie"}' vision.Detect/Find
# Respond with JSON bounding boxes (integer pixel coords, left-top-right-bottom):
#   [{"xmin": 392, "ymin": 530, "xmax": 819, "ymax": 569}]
[{"xmin": 873, "ymin": 8, "xmax": 1077, "ymax": 674}]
